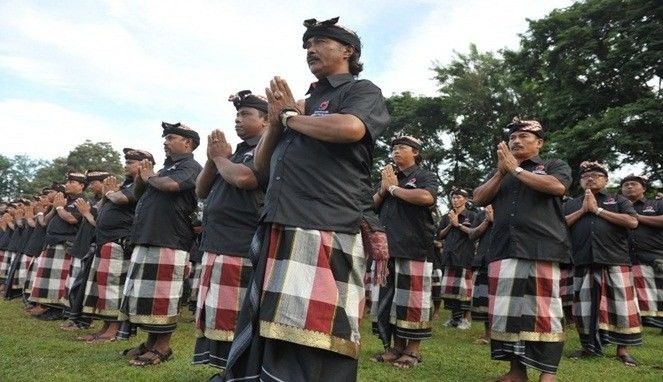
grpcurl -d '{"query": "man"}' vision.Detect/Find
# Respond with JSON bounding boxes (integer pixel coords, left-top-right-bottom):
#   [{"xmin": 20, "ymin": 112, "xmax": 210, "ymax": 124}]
[
  {"xmin": 473, "ymin": 118, "xmax": 571, "ymax": 382},
  {"xmin": 2, "ymin": 200, "xmax": 28, "ymax": 298},
  {"xmin": 371, "ymin": 136, "xmax": 438, "ymax": 368},
  {"xmin": 119, "ymin": 123, "xmax": 202, "ymax": 366},
  {"xmin": 467, "ymin": 204, "xmax": 494, "ymax": 344},
  {"xmin": 564, "ymin": 162, "xmax": 641, "ymax": 366},
  {"xmin": 81, "ymin": 149, "xmax": 153, "ymax": 343},
  {"xmin": 22, "ymin": 188, "xmax": 55, "ymax": 309},
  {"xmin": 4, "ymin": 199, "xmax": 35, "ymax": 300},
  {"xmin": 0, "ymin": 203, "xmax": 19, "ymax": 289},
  {"xmin": 437, "ymin": 188, "xmax": 476, "ymax": 330},
  {"xmin": 61, "ymin": 170, "xmax": 111, "ymax": 331},
  {"xmin": 29, "ymin": 172, "xmax": 87, "ymax": 320},
  {"xmin": 192, "ymin": 90, "xmax": 268, "ymax": 372},
  {"xmin": 621, "ymin": 174, "xmax": 663, "ymax": 330},
  {"xmin": 221, "ymin": 17, "xmax": 389, "ymax": 382}
]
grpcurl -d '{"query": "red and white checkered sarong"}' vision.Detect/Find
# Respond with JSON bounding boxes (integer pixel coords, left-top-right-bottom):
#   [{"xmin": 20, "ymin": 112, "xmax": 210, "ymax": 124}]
[
  {"xmin": 28, "ymin": 244, "xmax": 72, "ymax": 306},
  {"xmin": 82, "ymin": 242, "xmax": 132, "ymax": 320}
]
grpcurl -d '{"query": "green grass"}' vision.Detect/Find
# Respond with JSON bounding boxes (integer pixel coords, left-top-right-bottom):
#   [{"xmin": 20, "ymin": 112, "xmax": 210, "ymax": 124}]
[{"xmin": 1, "ymin": 299, "xmax": 662, "ymax": 381}]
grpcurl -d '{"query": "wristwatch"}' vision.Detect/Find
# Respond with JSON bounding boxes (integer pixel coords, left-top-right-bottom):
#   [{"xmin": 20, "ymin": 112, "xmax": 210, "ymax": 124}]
[
  {"xmin": 595, "ymin": 207, "xmax": 604, "ymax": 216},
  {"xmin": 388, "ymin": 185, "xmax": 398, "ymax": 196},
  {"xmin": 280, "ymin": 110, "xmax": 299, "ymax": 128},
  {"xmin": 514, "ymin": 166, "xmax": 525, "ymax": 176}
]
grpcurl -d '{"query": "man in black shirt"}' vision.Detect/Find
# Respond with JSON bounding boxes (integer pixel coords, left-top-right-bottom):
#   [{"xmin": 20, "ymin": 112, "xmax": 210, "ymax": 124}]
[
  {"xmin": 621, "ymin": 174, "xmax": 663, "ymax": 330},
  {"xmin": 222, "ymin": 17, "xmax": 389, "ymax": 382},
  {"xmin": 80, "ymin": 149, "xmax": 152, "ymax": 343},
  {"xmin": 120, "ymin": 123, "xmax": 202, "ymax": 366},
  {"xmin": 474, "ymin": 119, "xmax": 571, "ymax": 382},
  {"xmin": 467, "ymin": 204, "xmax": 494, "ymax": 344},
  {"xmin": 192, "ymin": 90, "xmax": 267, "ymax": 373},
  {"xmin": 564, "ymin": 162, "xmax": 641, "ymax": 366},
  {"xmin": 438, "ymin": 188, "xmax": 476, "ymax": 330},
  {"xmin": 29, "ymin": 172, "xmax": 87, "ymax": 320},
  {"xmin": 371, "ymin": 136, "xmax": 438, "ymax": 368}
]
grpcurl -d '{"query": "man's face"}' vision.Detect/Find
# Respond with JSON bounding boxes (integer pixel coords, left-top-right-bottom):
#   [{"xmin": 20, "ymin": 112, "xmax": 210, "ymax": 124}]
[
  {"xmin": 89, "ymin": 179, "xmax": 104, "ymax": 194},
  {"xmin": 235, "ymin": 107, "xmax": 266, "ymax": 141},
  {"xmin": 580, "ymin": 171, "xmax": 608, "ymax": 193},
  {"xmin": 305, "ymin": 36, "xmax": 351, "ymax": 79},
  {"xmin": 65, "ymin": 180, "xmax": 85, "ymax": 195},
  {"xmin": 509, "ymin": 131, "xmax": 542, "ymax": 160},
  {"xmin": 621, "ymin": 181, "xmax": 645, "ymax": 201},
  {"xmin": 391, "ymin": 144, "xmax": 417, "ymax": 167},
  {"xmin": 451, "ymin": 194, "xmax": 467, "ymax": 209},
  {"xmin": 125, "ymin": 159, "xmax": 141, "ymax": 177},
  {"xmin": 163, "ymin": 134, "xmax": 190, "ymax": 156}
]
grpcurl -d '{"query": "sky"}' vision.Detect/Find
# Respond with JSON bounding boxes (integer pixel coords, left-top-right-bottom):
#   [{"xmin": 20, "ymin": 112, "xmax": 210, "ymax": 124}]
[{"xmin": 0, "ymin": 0, "xmax": 576, "ymax": 167}]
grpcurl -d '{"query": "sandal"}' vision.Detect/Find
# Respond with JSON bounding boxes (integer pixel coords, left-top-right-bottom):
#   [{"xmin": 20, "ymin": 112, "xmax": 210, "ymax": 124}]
[
  {"xmin": 86, "ymin": 334, "xmax": 116, "ymax": 344},
  {"xmin": 76, "ymin": 333, "xmax": 100, "ymax": 342},
  {"xmin": 370, "ymin": 347, "xmax": 402, "ymax": 363},
  {"xmin": 393, "ymin": 351, "xmax": 422, "ymax": 369},
  {"xmin": 122, "ymin": 342, "xmax": 148, "ymax": 357},
  {"xmin": 130, "ymin": 348, "xmax": 173, "ymax": 366},
  {"xmin": 569, "ymin": 349, "xmax": 597, "ymax": 360},
  {"xmin": 617, "ymin": 354, "xmax": 638, "ymax": 367}
]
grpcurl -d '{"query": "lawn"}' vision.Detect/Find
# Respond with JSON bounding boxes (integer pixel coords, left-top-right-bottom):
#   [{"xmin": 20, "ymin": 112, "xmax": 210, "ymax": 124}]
[{"xmin": 1, "ymin": 299, "xmax": 662, "ymax": 381}]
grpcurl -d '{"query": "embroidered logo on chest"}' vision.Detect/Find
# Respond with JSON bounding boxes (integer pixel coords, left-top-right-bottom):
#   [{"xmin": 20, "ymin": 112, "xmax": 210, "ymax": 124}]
[
  {"xmin": 532, "ymin": 164, "xmax": 547, "ymax": 175},
  {"xmin": 462, "ymin": 217, "xmax": 471, "ymax": 226},
  {"xmin": 642, "ymin": 205, "xmax": 656, "ymax": 213},
  {"xmin": 602, "ymin": 197, "xmax": 617, "ymax": 205},
  {"xmin": 312, "ymin": 100, "xmax": 330, "ymax": 117}
]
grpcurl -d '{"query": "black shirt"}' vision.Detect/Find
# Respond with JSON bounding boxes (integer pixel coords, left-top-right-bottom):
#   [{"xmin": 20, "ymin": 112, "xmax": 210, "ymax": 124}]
[
  {"xmin": 378, "ymin": 165, "xmax": 438, "ymax": 260},
  {"xmin": 44, "ymin": 193, "xmax": 83, "ymax": 246},
  {"xmin": 18, "ymin": 224, "xmax": 34, "ymax": 254},
  {"xmin": 132, "ymin": 153, "xmax": 202, "ymax": 251},
  {"xmin": 472, "ymin": 210, "xmax": 494, "ymax": 269},
  {"xmin": 262, "ymin": 74, "xmax": 390, "ymax": 233},
  {"xmin": 487, "ymin": 156, "xmax": 572, "ymax": 263},
  {"xmin": 96, "ymin": 179, "xmax": 137, "ymax": 246},
  {"xmin": 70, "ymin": 197, "xmax": 99, "ymax": 259},
  {"xmin": 628, "ymin": 198, "xmax": 663, "ymax": 264},
  {"xmin": 24, "ymin": 223, "xmax": 47, "ymax": 256},
  {"xmin": 564, "ymin": 192, "xmax": 637, "ymax": 266},
  {"xmin": 6, "ymin": 223, "xmax": 25, "ymax": 252},
  {"xmin": 439, "ymin": 209, "xmax": 477, "ymax": 268},
  {"xmin": 0, "ymin": 229, "xmax": 11, "ymax": 250},
  {"xmin": 199, "ymin": 137, "xmax": 267, "ymax": 257}
]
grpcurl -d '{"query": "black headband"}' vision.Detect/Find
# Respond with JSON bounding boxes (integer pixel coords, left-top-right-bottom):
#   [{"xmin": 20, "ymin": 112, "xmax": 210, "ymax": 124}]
[
  {"xmin": 620, "ymin": 174, "xmax": 648, "ymax": 188},
  {"xmin": 450, "ymin": 188, "xmax": 469, "ymax": 198},
  {"xmin": 302, "ymin": 17, "xmax": 361, "ymax": 56},
  {"xmin": 579, "ymin": 161, "xmax": 609, "ymax": 177},
  {"xmin": 67, "ymin": 172, "xmax": 87, "ymax": 184},
  {"xmin": 507, "ymin": 118, "xmax": 544, "ymax": 138},
  {"xmin": 86, "ymin": 171, "xmax": 111, "ymax": 183},
  {"xmin": 162, "ymin": 122, "xmax": 200, "ymax": 150},
  {"xmin": 391, "ymin": 136, "xmax": 422, "ymax": 150},
  {"xmin": 230, "ymin": 90, "xmax": 268, "ymax": 114},
  {"xmin": 123, "ymin": 148, "xmax": 156, "ymax": 164}
]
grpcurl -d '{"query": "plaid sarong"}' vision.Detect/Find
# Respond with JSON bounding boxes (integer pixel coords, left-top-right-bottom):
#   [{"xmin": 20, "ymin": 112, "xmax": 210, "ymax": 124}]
[
  {"xmin": 82, "ymin": 242, "xmax": 132, "ymax": 320},
  {"xmin": 372, "ymin": 258, "xmax": 433, "ymax": 345},
  {"xmin": 28, "ymin": 244, "xmax": 72, "ymax": 306},
  {"xmin": 23, "ymin": 255, "xmax": 39, "ymax": 298},
  {"xmin": 118, "ymin": 245, "xmax": 189, "ymax": 328},
  {"xmin": 193, "ymin": 251, "xmax": 253, "ymax": 369},
  {"xmin": 0, "ymin": 250, "xmax": 10, "ymax": 279},
  {"xmin": 62, "ymin": 257, "xmax": 83, "ymax": 307},
  {"xmin": 221, "ymin": 224, "xmax": 365, "ymax": 382},
  {"xmin": 470, "ymin": 268, "xmax": 489, "ymax": 322},
  {"xmin": 431, "ymin": 266, "xmax": 443, "ymax": 301},
  {"xmin": 488, "ymin": 259, "xmax": 565, "ymax": 374},
  {"xmin": 5, "ymin": 252, "xmax": 31, "ymax": 296},
  {"xmin": 441, "ymin": 266, "xmax": 474, "ymax": 314},
  {"xmin": 573, "ymin": 265, "xmax": 642, "ymax": 354},
  {"xmin": 632, "ymin": 263, "xmax": 663, "ymax": 328},
  {"xmin": 189, "ymin": 261, "xmax": 203, "ymax": 305}
]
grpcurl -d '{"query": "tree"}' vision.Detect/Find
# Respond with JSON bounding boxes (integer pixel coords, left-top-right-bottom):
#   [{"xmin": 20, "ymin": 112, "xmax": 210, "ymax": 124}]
[{"xmin": 0, "ymin": 155, "xmax": 48, "ymax": 201}]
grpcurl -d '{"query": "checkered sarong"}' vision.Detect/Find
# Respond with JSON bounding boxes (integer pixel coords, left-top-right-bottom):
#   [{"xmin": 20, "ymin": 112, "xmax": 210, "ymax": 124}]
[
  {"xmin": 193, "ymin": 252, "xmax": 253, "ymax": 369},
  {"xmin": 441, "ymin": 266, "xmax": 474, "ymax": 313},
  {"xmin": 82, "ymin": 242, "xmax": 132, "ymax": 320},
  {"xmin": 29, "ymin": 244, "xmax": 72, "ymax": 306},
  {"xmin": 0, "ymin": 250, "xmax": 10, "ymax": 279},
  {"xmin": 573, "ymin": 265, "xmax": 642, "ymax": 354},
  {"xmin": 3, "ymin": 251, "xmax": 17, "ymax": 280},
  {"xmin": 6, "ymin": 252, "xmax": 31, "ymax": 293},
  {"xmin": 488, "ymin": 259, "xmax": 565, "ymax": 374},
  {"xmin": 189, "ymin": 261, "xmax": 203, "ymax": 305},
  {"xmin": 23, "ymin": 255, "xmax": 39, "ymax": 298},
  {"xmin": 372, "ymin": 258, "xmax": 433, "ymax": 345},
  {"xmin": 632, "ymin": 263, "xmax": 663, "ymax": 328},
  {"xmin": 118, "ymin": 245, "xmax": 189, "ymax": 328},
  {"xmin": 471, "ymin": 268, "xmax": 489, "ymax": 321},
  {"xmin": 62, "ymin": 257, "xmax": 83, "ymax": 306},
  {"xmin": 431, "ymin": 266, "xmax": 443, "ymax": 301}
]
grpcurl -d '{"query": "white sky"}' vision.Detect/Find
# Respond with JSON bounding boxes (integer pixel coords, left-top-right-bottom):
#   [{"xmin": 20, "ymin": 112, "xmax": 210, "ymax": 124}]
[{"xmin": 0, "ymin": 0, "xmax": 575, "ymax": 167}]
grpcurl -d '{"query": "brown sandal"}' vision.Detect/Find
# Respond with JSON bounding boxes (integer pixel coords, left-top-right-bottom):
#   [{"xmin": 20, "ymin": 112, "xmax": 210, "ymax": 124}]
[
  {"xmin": 130, "ymin": 348, "xmax": 173, "ymax": 366},
  {"xmin": 122, "ymin": 343, "xmax": 148, "ymax": 357},
  {"xmin": 393, "ymin": 351, "xmax": 423, "ymax": 368},
  {"xmin": 370, "ymin": 347, "xmax": 402, "ymax": 363}
]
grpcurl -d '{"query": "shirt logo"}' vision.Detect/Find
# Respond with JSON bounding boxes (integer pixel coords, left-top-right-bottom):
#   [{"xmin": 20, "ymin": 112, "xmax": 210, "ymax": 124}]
[
  {"xmin": 404, "ymin": 178, "xmax": 417, "ymax": 188},
  {"xmin": 462, "ymin": 217, "xmax": 471, "ymax": 226},
  {"xmin": 319, "ymin": 100, "xmax": 329, "ymax": 110},
  {"xmin": 166, "ymin": 164, "xmax": 178, "ymax": 171},
  {"xmin": 603, "ymin": 197, "xmax": 617, "ymax": 205},
  {"xmin": 642, "ymin": 205, "xmax": 655, "ymax": 213},
  {"xmin": 533, "ymin": 164, "xmax": 547, "ymax": 175}
]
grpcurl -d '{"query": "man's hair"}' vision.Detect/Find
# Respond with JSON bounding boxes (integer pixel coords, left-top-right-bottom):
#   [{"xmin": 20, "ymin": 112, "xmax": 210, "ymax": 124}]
[
  {"xmin": 349, "ymin": 49, "xmax": 363, "ymax": 76},
  {"xmin": 413, "ymin": 148, "xmax": 422, "ymax": 164}
]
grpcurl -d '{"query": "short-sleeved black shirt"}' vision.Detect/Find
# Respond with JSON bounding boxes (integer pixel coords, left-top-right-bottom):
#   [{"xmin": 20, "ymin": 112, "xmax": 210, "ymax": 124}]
[
  {"xmin": 132, "ymin": 153, "xmax": 202, "ymax": 251},
  {"xmin": 6, "ymin": 223, "xmax": 26, "ymax": 252},
  {"xmin": 18, "ymin": 224, "xmax": 34, "ymax": 254},
  {"xmin": 70, "ymin": 197, "xmax": 99, "ymax": 259},
  {"xmin": 262, "ymin": 74, "xmax": 390, "ymax": 233},
  {"xmin": 563, "ymin": 192, "xmax": 636, "ymax": 266},
  {"xmin": 472, "ymin": 210, "xmax": 494, "ymax": 269},
  {"xmin": 0, "ymin": 229, "xmax": 11, "ymax": 250},
  {"xmin": 199, "ymin": 137, "xmax": 267, "ymax": 257},
  {"xmin": 96, "ymin": 179, "xmax": 137, "ymax": 246},
  {"xmin": 487, "ymin": 156, "xmax": 572, "ymax": 263},
  {"xmin": 628, "ymin": 198, "xmax": 663, "ymax": 264},
  {"xmin": 439, "ymin": 209, "xmax": 477, "ymax": 268},
  {"xmin": 24, "ymin": 223, "xmax": 47, "ymax": 256},
  {"xmin": 378, "ymin": 165, "xmax": 438, "ymax": 260},
  {"xmin": 45, "ymin": 193, "xmax": 84, "ymax": 246}
]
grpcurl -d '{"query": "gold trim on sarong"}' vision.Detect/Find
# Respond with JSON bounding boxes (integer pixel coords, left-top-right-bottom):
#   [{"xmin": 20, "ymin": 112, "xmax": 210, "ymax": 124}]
[
  {"xmin": 390, "ymin": 318, "xmax": 432, "ymax": 330},
  {"xmin": 28, "ymin": 297, "xmax": 63, "ymax": 306},
  {"xmin": 118, "ymin": 313, "xmax": 180, "ymax": 325},
  {"xmin": 441, "ymin": 294, "xmax": 472, "ymax": 301},
  {"xmin": 81, "ymin": 307, "xmax": 121, "ymax": 318},
  {"xmin": 639, "ymin": 310, "xmax": 663, "ymax": 317},
  {"xmin": 203, "ymin": 328, "xmax": 236, "ymax": 342},
  {"xmin": 260, "ymin": 320, "xmax": 360, "ymax": 359},
  {"xmin": 471, "ymin": 306, "xmax": 489, "ymax": 313},
  {"xmin": 491, "ymin": 330, "xmax": 565, "ymax": 343},
  {"xmin": 598, "ymin": 323, "xmax": 642, "ymax": 334}
]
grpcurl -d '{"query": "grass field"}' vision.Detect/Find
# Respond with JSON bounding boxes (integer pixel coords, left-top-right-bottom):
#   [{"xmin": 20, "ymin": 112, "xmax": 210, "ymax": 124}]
[{"xmin": 1, "ymin": 299, "xmax": 662, "ymax": 381}]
